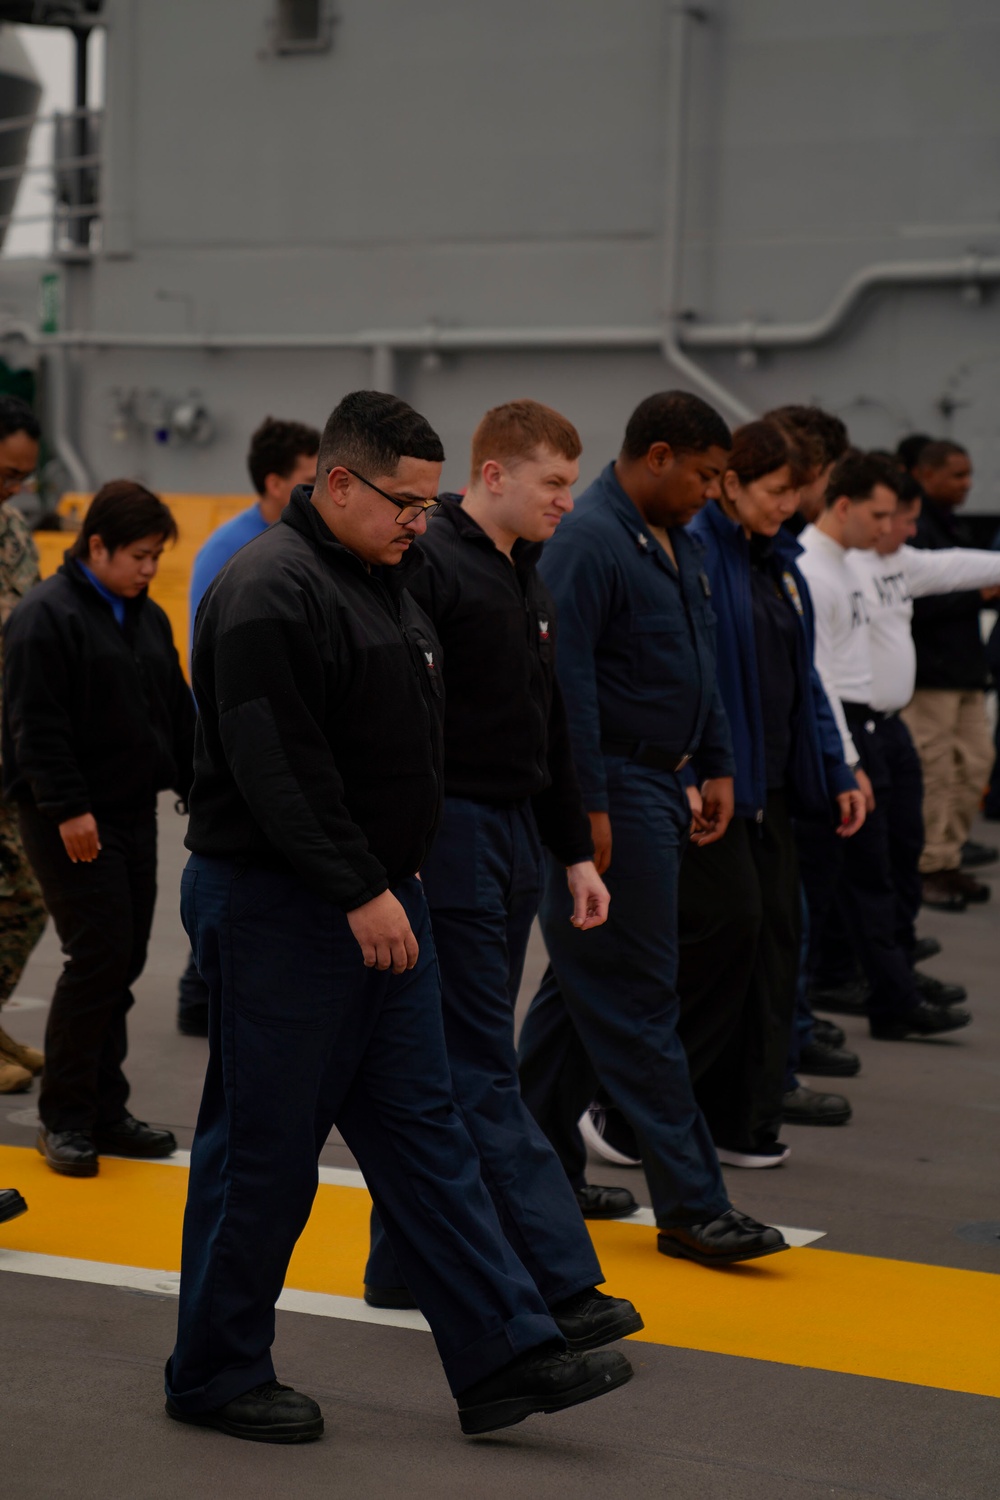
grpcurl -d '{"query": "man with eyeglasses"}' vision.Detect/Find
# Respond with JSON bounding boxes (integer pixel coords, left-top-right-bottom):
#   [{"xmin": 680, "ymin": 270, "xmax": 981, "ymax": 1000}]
[
  {"xmin": 166, "ymin": 390, "xmax": 632, "ymax": 1446},
  {"xmin": 0, "ymin": 395, "xmax": 47, "ymax": 1098}
]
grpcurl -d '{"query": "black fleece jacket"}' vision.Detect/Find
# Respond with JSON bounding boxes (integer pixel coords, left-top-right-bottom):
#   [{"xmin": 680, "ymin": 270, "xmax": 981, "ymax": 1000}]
[
  {"xmin": 2, "ymin": 559, "xmax": 194, "ymax": 821},
  {"xmin": 184, "ymin": 486, "xmax": 444, "ymax": 908},
  {"xmin": 406, "ymin": 499, "xmax": 592, "ymax": 866},
  {"xmin": 910, "ymin": 500, "xmax": 990, "ymax": 691}
]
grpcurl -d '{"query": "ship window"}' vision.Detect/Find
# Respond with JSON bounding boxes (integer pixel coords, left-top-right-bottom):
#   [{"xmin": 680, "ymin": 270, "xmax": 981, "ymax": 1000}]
[{"xmin": 273, "ymin": 0, "xmax": 333, "ymax": 53}]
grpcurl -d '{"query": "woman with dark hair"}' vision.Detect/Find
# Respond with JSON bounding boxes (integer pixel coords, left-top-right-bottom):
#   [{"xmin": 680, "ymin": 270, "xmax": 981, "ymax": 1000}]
[
  {"xmin": 683, "ymin": 421, "xmax": 865, "ymax": 1168},
  {"xmin": 2, "ymin": 480, "xmax": 194, "ymax": 1176}
]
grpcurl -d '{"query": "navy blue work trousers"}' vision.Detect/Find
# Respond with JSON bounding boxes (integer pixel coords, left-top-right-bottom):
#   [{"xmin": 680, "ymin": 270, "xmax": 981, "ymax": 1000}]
[
  {"xmin": 797, "ymin": 716, "xmax": 920, "ymax": 1023},
  {"xmin": 366, "ymin": 798, "xmax": 602, "ymax": 1303},
  {"xmin": 166, "ymin": 860, "xmax": 559, "ymax": 1411},
  {"xmin": 518, "ymin": 760, "xmax": 730, "ymax": 1229},
  {"xmin": 814, "ymin": 714, "xmax": 925, "ymax": 984}
]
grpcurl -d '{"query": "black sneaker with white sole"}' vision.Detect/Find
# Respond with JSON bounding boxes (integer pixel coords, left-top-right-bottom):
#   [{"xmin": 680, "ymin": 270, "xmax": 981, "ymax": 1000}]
[
  {"xmin": 716, "ymin": 1142, "xmax": 790, "ymax": 1169},
  {"xmin": 456, "ymin": 1345, "xmax": 633, "ymax": 1436},
  {"xmin": 578, "ymin": 1103, "xmax": 641, "ymax": 1166}
]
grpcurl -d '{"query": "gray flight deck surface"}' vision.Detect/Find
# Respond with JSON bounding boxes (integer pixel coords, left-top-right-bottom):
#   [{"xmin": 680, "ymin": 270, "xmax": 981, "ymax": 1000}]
[{"xmin": 1, "ymin": 796, "xmax": 997, "ymax": 1499}]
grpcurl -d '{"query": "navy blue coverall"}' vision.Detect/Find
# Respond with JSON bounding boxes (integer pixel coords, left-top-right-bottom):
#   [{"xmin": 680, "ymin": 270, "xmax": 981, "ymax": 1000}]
[
  {"xmin": 517, "ymin": 463, "xmax": 735, "ymax": 1229},
  {"xmin": 365, "ymin": 498, "xmax": 603, "ymax": 1303}
]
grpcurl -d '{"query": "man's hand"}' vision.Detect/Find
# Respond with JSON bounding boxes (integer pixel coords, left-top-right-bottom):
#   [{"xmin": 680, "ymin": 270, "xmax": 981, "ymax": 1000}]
[
  {"xmin": 59, "ymin": 813, "xmax": 100, "ymax": 863},
  {"xmin": 566, "ymin": 861, "xmax": 610, "ymax": 930},
  {"xmin": 691, "ymin": 777, "xmax": 734, "ymax": 847},
  {"xmin": 347, "ymin": 889, "xmax": 419, "ymax": 973},
  {"xmin": 588, "ymin": 811, "xmax": 612, "ymax": 875},
  {"xmin": 854, "ymin": 767, "xmax": 876, "ymax": 814},
  {"xmin": 685, "ymin": 783, "xmax": 704, "ymax": 836},
  {"xmin": 835, "ymin": 788, "xmax": 867, "ymax": 837}
]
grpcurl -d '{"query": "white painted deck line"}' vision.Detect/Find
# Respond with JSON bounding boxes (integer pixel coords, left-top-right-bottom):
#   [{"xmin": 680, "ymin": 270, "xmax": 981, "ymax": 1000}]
[
  {"xmin": 0, "ymin": 1248, "xmax": 432, "ymax": 1331},
  {"xmin": 96, "ymin": 1153, "xmax": 826, "ymax": 1246}
]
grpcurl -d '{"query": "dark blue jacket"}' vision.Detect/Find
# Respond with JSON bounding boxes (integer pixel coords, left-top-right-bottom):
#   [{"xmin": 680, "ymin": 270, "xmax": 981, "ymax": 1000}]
[
  {"xmin": 538, "ymin": 463, "xmax": 734, "ymax": 812},
  {"xmin": 687, "ymin": 500, "xmax": 856, "ymax": 822}
]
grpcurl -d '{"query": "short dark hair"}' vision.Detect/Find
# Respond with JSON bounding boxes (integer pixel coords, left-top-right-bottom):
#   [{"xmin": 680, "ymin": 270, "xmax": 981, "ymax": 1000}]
[
  {"xmin": 317, "ymin": 390, "xmax": 444, "ymax": 479},
  {"xmin": 727, "ymin": 420, "xmax": 810, "ymax": 488},
  {"xmin": 895, "ymin": 471, "xmax": 923, "ymax": 506},
  {"xmin": 247, "ymin": 415, "xmax": 320, "ymax": 496},
  {"xmin": 763, "ymin": 405, "xmax": 849, "ymax": 471},
  {"xmin": 824, "ymin": 450, "xmax": 899, "ymax": 507},
  {"xmin": 621, "ymin": 390, "xmax": 731, "ymax": 462},
  {"xmin": 0, "ymin": 394, "xmax": 40, "ymax": 444},
  {"xmin": 895, "ymin": 433, "xmax": 934, "ymax": 473},
  {"xmin": 915, "ymin": 439, "xmax": 968, "ymax": 473},
  {"xmin": 68, "ymin": 480, "xmax": 178, "ymax": 559}
]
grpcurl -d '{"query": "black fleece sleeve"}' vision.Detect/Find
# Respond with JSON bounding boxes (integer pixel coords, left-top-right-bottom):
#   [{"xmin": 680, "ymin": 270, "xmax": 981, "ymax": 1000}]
[
  {"xmin": 2, "ymin": 602, "xmax": 91, "ymax": 821},
  {"xmin": 214, "ymin": 613, "xmax": 389, "ymax": 909},
  {"xmin": 531, "ymin": 676, "xmax": 594, "ymax": 864},
  {"xmin": 161, "ymin": 618, "xmax": 196, "ymax": 806}
]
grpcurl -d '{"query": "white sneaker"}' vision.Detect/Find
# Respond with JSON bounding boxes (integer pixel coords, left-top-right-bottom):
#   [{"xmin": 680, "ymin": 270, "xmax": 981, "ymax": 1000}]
[
  {"xmin": 578, "ymin": 1104, "xmax": 641, "ymax": 1167},
  {"xmin": 715, "ymin": 1142, "xmax": 791, "ymax": 1170}
]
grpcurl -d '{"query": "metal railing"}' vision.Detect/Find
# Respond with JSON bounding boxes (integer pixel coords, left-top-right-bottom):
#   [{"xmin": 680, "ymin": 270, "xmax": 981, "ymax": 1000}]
[{"xmin": 0, "ymin": 105, "xmax": 102, "ymax": 256}]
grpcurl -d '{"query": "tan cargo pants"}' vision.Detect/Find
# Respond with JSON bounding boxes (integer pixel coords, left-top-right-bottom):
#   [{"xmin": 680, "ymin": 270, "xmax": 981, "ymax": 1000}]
[{"xmin": 901, "ymin": 689, "xmax": 995, "ymax": 874}]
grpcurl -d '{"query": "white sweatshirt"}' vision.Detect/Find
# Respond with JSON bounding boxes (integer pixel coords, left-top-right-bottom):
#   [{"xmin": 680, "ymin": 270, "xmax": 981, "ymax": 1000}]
[
  {"xmin": 797, "ymin": 524, "xmax": 871, "ymax": 765},
  {"xmin": 848, "ymin": 544, "xmax": 1000, "ymax": 713}
]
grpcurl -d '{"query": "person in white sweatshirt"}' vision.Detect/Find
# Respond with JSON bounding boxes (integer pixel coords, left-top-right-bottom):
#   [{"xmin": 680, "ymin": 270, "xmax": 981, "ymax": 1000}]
[
  {"xmin": 796, "ymin": 453, "xmax": 971, "ymax": 1043},
  {"xmin": 840, "ymin": 473, "xmax": 1000, "ymax": 976}
]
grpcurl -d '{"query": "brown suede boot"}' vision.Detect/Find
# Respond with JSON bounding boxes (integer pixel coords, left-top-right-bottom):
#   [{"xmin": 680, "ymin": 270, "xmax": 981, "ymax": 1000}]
[
  {"xmin": 0, "ymin": 1055, "xmax": 32, "ymax": 1094},
  {"xmin": 0, "ymin": 1025, "xmax": 43, "ymax": 1076}
]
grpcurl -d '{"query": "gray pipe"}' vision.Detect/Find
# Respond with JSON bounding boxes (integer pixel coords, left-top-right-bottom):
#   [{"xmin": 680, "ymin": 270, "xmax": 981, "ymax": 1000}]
[
  {"xmin": 680, "ymin": 254, "xmax": 1000, "ymax": 350},
  {"xmin": 48, "ymin": 343, "xmax": 91, "ymax": 491},
  {"xmin": 659, "ymin": 5, "xmax": 755, "ymax": 424}
]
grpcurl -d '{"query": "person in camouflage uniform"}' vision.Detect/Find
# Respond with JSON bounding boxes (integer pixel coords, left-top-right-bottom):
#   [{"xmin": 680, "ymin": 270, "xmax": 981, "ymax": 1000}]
[{"xmin": 0, "ymin": 396, "xmax": 46, "ymax": 1093}]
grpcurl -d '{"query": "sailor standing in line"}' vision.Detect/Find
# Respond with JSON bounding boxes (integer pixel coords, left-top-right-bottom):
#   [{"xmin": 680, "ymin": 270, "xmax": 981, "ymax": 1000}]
[
  {"xmin": 518, "ymin": 390, "xmax": 788, "ymax": 1268},
  {"xmin": 363, "ymin": 398, "xmax": 642, "ymax": 1342},
  {"xmin": 795, "ymin": 452, "xmax": 973, "ymax": 1042},
  {"xmin": 165, "ymin": 391, "xmax": 632, "ymax": 1445},
  {"xmin": 842, "ymin": 469, "xmax": 1000, "ymax": 981}
]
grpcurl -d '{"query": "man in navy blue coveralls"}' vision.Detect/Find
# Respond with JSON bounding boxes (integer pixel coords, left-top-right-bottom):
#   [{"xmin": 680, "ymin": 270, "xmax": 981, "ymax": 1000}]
[
  {"xmin": 164, "ymin": 391, "xmax": 632, "ymax": 1445},
  {"xmin": 364, "ymin": 399, "xmax": 643, "ymax": 1321},
  {"xmin": 518, "ymin": 391, "xmax": 788, "ymax": 1268}
]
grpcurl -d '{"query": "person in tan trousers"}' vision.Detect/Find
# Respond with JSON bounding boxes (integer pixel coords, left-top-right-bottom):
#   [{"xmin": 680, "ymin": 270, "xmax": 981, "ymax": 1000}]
[{"xmin": 902, "ymin": 441, "xmax": 997, "ymax": 911}]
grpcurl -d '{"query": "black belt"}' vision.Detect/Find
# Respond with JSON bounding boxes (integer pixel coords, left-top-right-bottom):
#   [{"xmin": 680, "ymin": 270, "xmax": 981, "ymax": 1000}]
[
  {"xmin": 842, "ymin": 701, "xmax": 897, "ymax": 727},
  {"xmin": 601, "ymin": 739, "xmax": 691, "ymax": 773}
]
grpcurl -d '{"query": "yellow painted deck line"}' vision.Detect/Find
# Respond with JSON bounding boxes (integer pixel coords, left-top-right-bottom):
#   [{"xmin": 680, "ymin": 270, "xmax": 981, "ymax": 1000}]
[{"xmin": 1, "ymin": 1144, "xmax": 997, "ymax": 1400}]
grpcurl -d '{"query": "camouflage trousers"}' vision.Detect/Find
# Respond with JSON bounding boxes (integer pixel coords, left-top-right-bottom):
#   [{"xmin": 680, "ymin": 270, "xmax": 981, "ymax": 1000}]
[{"xmin": 0, "ymin": 797, "xmax": 47, "ymax": 1006}]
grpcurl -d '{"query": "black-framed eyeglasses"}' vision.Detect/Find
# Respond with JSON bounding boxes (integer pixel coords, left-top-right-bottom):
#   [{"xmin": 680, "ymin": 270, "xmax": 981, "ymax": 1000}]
[{"xmin": 344, "ymin": 467, "xmax": 442, "ymax": 526}]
